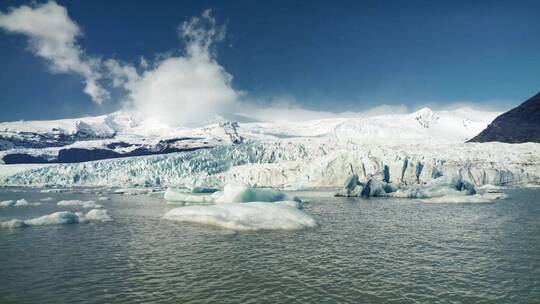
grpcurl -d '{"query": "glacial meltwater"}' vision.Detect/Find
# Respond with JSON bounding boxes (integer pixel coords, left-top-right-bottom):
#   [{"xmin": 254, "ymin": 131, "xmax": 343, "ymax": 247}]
[{"xmin": 1, "ymin": 188, "xmax": 539, "ymax": 303}]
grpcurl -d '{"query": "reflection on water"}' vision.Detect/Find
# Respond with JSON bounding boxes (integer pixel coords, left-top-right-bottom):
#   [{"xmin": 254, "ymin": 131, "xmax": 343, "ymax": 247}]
[{"xmin": 0, "ymin": 188, "xmax": 539, "ymax": 303}]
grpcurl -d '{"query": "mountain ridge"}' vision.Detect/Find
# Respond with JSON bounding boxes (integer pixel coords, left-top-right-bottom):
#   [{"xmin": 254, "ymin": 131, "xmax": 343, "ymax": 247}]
[{"xmin": 470, "ymin": 92, "xmax": 540, "ymax": 143}]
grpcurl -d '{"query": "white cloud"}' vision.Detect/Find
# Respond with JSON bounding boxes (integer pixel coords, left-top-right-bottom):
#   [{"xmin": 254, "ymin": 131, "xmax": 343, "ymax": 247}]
[
  {"xmin": 0, "ymin": 1, "xmax": 108, "ymax": 103},
  {"xmin": 2, "ymin": 3, "xmax": 450, "ymax": 125},
  {"xmin": 0, "ymin": 3, "xmax": 237, "ymax": 121},
  {"xmin": 234, "ymin": 96, "xmax": 410, "ymax": 122},
  {"xmin": 116, "ymin": 9, "xmax": 238, "ymax": 126}
]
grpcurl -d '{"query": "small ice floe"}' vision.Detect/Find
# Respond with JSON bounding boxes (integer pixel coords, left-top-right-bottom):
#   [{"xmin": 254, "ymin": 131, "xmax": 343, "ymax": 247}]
[
  {"xmin": 164, "ymin": 184, "xmax": 300, "ymax": 205},
  {"xmin": 84, "ymin": 209, "xmax": 113, "ymax": 221},
  {"xmin": 57, "ymin": 200, "xmax": 103, "ymax": 209},
  {"xmin": 39, "ymin": 188, "xmax": 69, "ymax": 193},
  {"xmin": 163, "ymin": 201, "xmax": 315, "ymax": 231},
  {"xmin": 0, "ymin": 199, "xmax": 41, "ymax": 207},
  {"xmin": 40, "ymin": 197, "xmax": 54, "ymax": 201},
  {"xmin": 98, "ymin": 196, "xmax": 110, "ymax": 201},
  {"xmin": 415, "ymin": 193, "xmax": 507, "ymax": 204},
  {"xmin": 114, "ymin": 188, "xmax": 156, "ymax": 195},
  {"xmin": 1, "ymin": 209, "xmax": 112, "ymax": 229}
]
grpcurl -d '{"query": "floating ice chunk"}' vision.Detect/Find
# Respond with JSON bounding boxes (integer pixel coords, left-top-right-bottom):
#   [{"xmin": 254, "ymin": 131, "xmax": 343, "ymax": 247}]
[
  {"xmin": 40, "ymin": 189, "xmax": 69, "ymax": 193},
  {"xmin": 416, "ymin": 192, "xmax": 507, "ymax": 204},
  {"xmin": 40, "ymin": 197, "xmax": 54, "ymax": 201},
  {"xmin": 85, "ymin": 209, "xmax": 112, "ymax": 221},
  {"xmin": 214, "ymin": 184, "xmax": 297, "ymax": 203},
  {"xmin": 98, "ymin": 196, "xmax": 110, "ymax": 201},
  {"xmin": 335, "ymin": 174, "xmax": 398, "ymax": 198},
  {"xmin": 0, "ymin": 199, "xmax": 41, "ymax": 207},
  {"xmin": 24, "ymin": 211, "xmax": 85, "ymax": 226},
  {"xmin": 165, "ymin": 184, "xmax": 300, "ymax": 204},
  {"xmin": 389, "ymin": 187, "xmax": 465, "ymax": 199},
  {"xmin": 0, "ymin": 200, "xmax": 15, "ymax": 207},
  {"xmin": 163, "ymin": 202, "xmax": 316, "ymax": 231},
  {"xmin": 336, "ymin": 174, "xmax": 483, "ymax": 201},
  {"xmin": 114, "ymin": 188, "xmax": 154, "ymax": 195},
  {"xmin": 57, "ymin": 200, "xmax": 103, "ymax": 209},
  {"xmin": 14, "ymin": 199, "xmax": 41, "ymax": 206},
  {"xmin": 1, "ymin": 219, "xmax": 27, "ymax": 229},
  {"xmin": 0, "ymin": 209, "xmax": 112, "ymax": 229},
  {"xmin": 164, "ymin": 188, "xmax": 216, "ymax": 204}
]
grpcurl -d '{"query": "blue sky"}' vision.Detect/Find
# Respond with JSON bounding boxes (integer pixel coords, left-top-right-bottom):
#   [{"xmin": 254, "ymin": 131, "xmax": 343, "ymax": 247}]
[{"xmin": 1, "ymin": 0, "xmax": 540, "ymax": 121}]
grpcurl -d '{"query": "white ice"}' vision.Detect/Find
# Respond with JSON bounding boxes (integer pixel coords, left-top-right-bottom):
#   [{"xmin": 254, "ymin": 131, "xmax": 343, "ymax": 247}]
[
  {"xmin": 114, "ymin": 188, "xmax": 155, "ymax": 195},
  {"xmin": 84, "ymin": 209, "xmax": 112, "ymax": 221},
  {"xmin": 24, "ymin": 211, "xmax": 85, "ymax": 226},
  {"xmin": 40, "ymin": 189, "xmax": 69, "ymax": 193},
  {"xmin": 0, "ymin": 107, "xmax": 539, "ymax": 190},
  {"xmin": 416, "ymin": 193, "xmax": 508, "ymax": 204},
  {"xmin": 57, "ymin": 200, "xmax": 103, "ymax": 209},
  {"xmin": 1, "ymin": 209, "xmax": 112, "ymax": 229},
  {"xmin": 0, "ymin": 199, "xmax": 41, "ymax": 207},
  {"xmin": 163, "ymin": 202, "xmax": 316, "ymax": 231},
  {"xmin": 164, "ymin": 184, "xmax": 300, "ymax": 204}
]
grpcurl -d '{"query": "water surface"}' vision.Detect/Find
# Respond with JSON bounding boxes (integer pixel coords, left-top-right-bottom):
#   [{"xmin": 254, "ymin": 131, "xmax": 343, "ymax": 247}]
[{"xmin": 1, "ymin": 188, "xmax": 539, "ymax": 303}]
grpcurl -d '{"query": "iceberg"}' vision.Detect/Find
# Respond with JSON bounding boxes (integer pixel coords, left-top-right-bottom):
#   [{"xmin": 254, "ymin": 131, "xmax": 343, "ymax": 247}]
[
  {"xmin": 0, "ymin": 209, "xmax": 112, "ymax": 229},
  {"xmin": 388, "ymin": 175, "xmax": 476, "ymax": 199},
  {"xmin": 334, "ymin": 172, "xmax": 510, "ymax": 204},
  {"xmin": 163, "ymin": 202, "xmax": 316, "ymax": 231},
  {"xmin": 164, "ymin": 184, "xmax": 300, "ymax": 204},
  {"xmin": 0, "ymin": 199, "xmax": 41, "ymax": 207},
  {"xmin": 0, "ymin": 200, "xmax": 15, "ymax": 207},
  {"xmin": 24, "ymin": 211, "xmax": 85, "ymax": 226},
  {"xmin": 57, "ymin": 200, "xmax": 103, "ymax": 209},
  {"xmin": 213, "ymin": 184, "xmax": 299, "ymax": 203},
  {"xmin": 85, "ymin": 209, "xmax": 112, "ymax": 221},
  {"xmin": 336, "ymin": 174, "xmax": 478, "ymax": 199},
  {"xmin": 1, "ymin": 219, "xmax": 28, "ymax": 229}
]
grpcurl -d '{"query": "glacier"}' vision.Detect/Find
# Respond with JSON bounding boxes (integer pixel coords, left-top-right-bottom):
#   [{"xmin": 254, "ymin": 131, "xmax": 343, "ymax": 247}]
[
  {"xmin": 0, "ymin": 107, "xmax": 538, "ymax": 190},
  {"xmin": 1, "ymin": 141, "xmax": 538, "ymax": 189}
]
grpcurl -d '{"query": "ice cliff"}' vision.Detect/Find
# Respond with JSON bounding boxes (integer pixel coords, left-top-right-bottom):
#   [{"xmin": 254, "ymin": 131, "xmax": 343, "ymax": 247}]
[{"xmin": 1, "ymin": 140, "xmax": 538, "ymax": 188}]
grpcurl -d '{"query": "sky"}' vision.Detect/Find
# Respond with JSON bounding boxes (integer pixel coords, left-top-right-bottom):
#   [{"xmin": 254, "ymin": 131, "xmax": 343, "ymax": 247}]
[{"xmin": 1, "ymin": 0, "xmax": 540, "ymax": 122}]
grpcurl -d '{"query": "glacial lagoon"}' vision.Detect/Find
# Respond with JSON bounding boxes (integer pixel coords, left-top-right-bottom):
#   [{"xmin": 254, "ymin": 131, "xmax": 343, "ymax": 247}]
[{"xmin": 1, "ymin": 188, "xmax": 539, "ymax": 303}]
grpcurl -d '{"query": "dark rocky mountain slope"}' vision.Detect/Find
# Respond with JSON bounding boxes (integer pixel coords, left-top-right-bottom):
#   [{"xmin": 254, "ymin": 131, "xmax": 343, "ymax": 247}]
[{"xmin": 469, "ymin": 92, "xmax": 540, "ymax": 143}]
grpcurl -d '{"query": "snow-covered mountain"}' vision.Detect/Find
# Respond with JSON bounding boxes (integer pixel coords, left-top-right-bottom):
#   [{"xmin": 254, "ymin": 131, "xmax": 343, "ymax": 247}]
[
  {"xmin": 1, "ymin": 107, "xmax": 539, "ymax": 189},
  {"xmin": 0, "ymin": 107, "xmax": 498, "ymax": 164}
]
